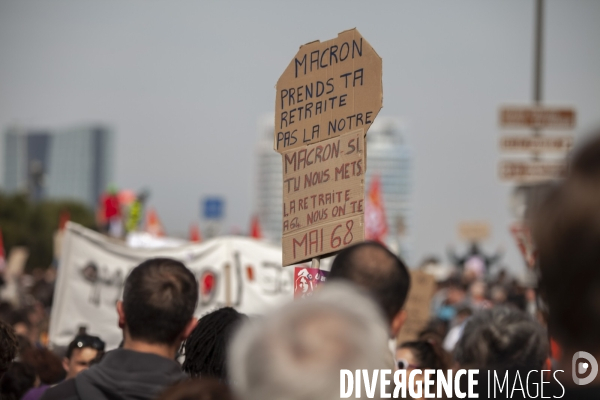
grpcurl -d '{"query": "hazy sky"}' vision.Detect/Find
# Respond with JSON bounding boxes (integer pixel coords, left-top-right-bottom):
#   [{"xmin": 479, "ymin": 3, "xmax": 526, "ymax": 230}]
[{"xmin": 1, "ymin": 1, "xmax": 599, "ymax": 276}]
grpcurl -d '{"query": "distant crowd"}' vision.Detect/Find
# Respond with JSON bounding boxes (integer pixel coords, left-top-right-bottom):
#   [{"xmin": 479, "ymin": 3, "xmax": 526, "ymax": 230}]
[{"xmin": 1, "ymin": 131, "xmax": 600, "ymax": 399}]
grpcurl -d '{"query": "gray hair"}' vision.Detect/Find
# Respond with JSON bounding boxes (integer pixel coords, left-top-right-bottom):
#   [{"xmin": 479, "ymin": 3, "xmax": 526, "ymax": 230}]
[
  {"xmin": 454, "ymin": 306, "xmax": 548, "ymax": 370},
  {"xmin": 228, "ymin": 282, "xmax": 392, "ymax": 400}
]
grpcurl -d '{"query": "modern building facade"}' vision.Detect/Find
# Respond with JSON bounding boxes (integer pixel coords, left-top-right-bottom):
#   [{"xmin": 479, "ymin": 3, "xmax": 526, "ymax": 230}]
[
  {"xmin": 255, "ymin": 115, "xmax": 413, "ymax": 261},
  {"xmin": 3, "ymin": 125, "xmax": 114, "ymax": 209}
]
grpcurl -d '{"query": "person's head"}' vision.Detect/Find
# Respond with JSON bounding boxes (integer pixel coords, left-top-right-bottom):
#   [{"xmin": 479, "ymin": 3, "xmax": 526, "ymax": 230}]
[
  {"xmin": 328, "ymin": 241, "xmax": 411, "ymax": 336},
  {"xmin": 9, "ymin": 312, "xmax": 31, "ymax": 340},
  {"xmin": 532, "ymin": 132, "xmax": 600, "ymax": 354},
  {"xmin": 490, "ymin": 285, "xmax": 507, "ymax": 305},
  {"xmin": 183, "ymin": 307, "xmax": 247, "ymax": 380},
  {"xmin": 156, "ymin": 378, "xmax": 233, "ymax": 400},
  {"xmin": 469, "ymin": 280, "xmax": 487, "ymax": 301},
  {"xmin": 229, "ymin": 282, "xmax": 391, "ymax": 400},
  {"xmin": 0, "ymin": 320, "xmax": 18, "ymax": 379},
  {"xmin": 63, "ymin": 333, "xmax": 105, "ymax": 379},
  {"xmin": 0, "ymin": 362, "xmax": 36, "ymax": 400},
  {"xmin": 445, "ymin": 278, "xmax": 467, "ymax": 305},
  {"xmin": 397, "ymin": 340, "xmax": 450, "ymax": 372},
  {"xmin": 454, "ymin": 307, "xmax": 548, "ymax": 371},
  {"xmin": 117, "ymin": 258, "xmax": 198, "ymax": 350},
  {"xmin": 20, "ymin": 348, "xmax": 65, "ymax": 385}
]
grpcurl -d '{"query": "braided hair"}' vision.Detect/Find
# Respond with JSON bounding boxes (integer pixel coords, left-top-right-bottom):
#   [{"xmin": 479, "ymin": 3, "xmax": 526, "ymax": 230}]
[{"xmin": 182, "ymin": 307, "xmax": 247, "ymax": 381}]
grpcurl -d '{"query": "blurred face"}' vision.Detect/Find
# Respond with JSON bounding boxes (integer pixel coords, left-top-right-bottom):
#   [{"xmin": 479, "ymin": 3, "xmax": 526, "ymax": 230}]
[
  {"xmin": 396, "ymin": 348, "xmax": 422, "ymax": 399},
  {"xmin": 63, "ymin": 347, "xmax": 99, "ymax": 379},
  {"xmin": 447, "ymin": 287, "xmax": 465, "ymax": 304},
  {"xmin": 395, "ymin": 347, "xmax": 419, "ymax": 372},
  {"xmin": 13, "ymin": 322, "xmax": 29, "ymax": 337},
  {"xmin": 299, "ymin": 277, "xmax": 309, "ymax": 293}
]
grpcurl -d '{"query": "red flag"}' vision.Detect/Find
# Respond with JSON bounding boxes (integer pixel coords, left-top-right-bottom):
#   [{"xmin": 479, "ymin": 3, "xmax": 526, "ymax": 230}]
[
  {"xmin": 250, "ymin": 215, "xmax": 263, "ymax": 239},
  {"xmin": 189, "ymin": 223, "xmax": 202, "ymax": 243},
  {"xmin": 510, "ymin": 222, "xmax": 537, "ymax": 268},
  {"xmin": 365, "ymin": 175, "xmax": 388, "ymax": 243},
  {"xmin": 145, "ymin": 208, "xmax": 165, "ymax": 237},
  {"xmin": 59, "ymin": 209, "xmax": 70, "ymax": 231}
]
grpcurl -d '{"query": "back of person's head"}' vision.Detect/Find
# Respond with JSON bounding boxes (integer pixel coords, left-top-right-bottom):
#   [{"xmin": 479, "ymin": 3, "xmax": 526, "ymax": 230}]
[
  {"xmin": 0, "ymin": 320, "xmax": 18, "ymax": 378},
  {"xmin": 454, "ymin": 306, "xmax": 548, "ymax": 370},
  {"xmin": 532, "ymin": 131, "xmax": 600, "ymax": 353},
  {"xmin": 183, "ymin": 307, "xmax": 247, "ymax": 380},
  {"xmin": 20, "ymin": 348, "xmax": 65, "ymax": 385},
  {"xmin": 229, "ymin": 282, "xmax": 391, "ymax": 400},
  {"xmin": 328, "ymin": 241, "xmax": 411, "ymax": 324},
  {"xmin": 398, "ymin": 339, "xmax": 450, "ymax": 370},
  {"xmin": 156, "ymin": 378, "xmax": 233, "ymax": 400},
  {"xmin": 0, "ymin": 362, "xmax": 36, "ymax": 400},
  {"xmin": 122, "ymin": 258, "xmax": 198, "ymax": 345}
]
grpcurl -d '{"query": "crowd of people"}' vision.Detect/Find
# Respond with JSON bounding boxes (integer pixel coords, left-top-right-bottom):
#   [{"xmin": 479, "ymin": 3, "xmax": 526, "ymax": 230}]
[{"xmin": 0, "ymin": 131, "xmax": 599, "ymax": 399}]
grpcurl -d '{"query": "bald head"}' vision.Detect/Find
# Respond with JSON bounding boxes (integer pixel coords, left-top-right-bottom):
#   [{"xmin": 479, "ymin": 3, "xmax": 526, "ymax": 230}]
[{"xmin": 328, "ymin": 241, "xmax": 411, "ymax": 323}]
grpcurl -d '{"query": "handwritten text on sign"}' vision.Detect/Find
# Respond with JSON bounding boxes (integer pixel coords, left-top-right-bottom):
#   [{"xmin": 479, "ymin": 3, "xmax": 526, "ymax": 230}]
[
  {"xmin": 281, "ymin": 130, "xmax": 365, "ymax": 266},
  {"xmin": 283, "ymin": 214, "xmax": 364, "ymax": 267},
  {"xmin": 274, "ymin": 29, "xmax": 382, "ymax": 153}
]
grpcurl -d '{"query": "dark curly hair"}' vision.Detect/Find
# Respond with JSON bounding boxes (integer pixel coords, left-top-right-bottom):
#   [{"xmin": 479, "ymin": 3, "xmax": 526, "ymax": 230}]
[
  {"xmin": 182, "ymin": 307, "xmax": 247, "ymax": 381},
  {"xmin": 0, "ymin": 320, "xmax": 18, "ymax": 377}
]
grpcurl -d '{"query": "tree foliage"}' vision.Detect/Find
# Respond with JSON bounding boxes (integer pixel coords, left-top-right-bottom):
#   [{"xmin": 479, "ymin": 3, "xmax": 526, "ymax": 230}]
[{"xmin": 0, "ymin": 192, "xmax": 97, "ymax": 271}]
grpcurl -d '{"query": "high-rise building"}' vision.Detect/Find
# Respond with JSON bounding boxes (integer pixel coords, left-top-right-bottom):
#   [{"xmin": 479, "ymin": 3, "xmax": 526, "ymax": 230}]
[
  {"xmin": 3, "ymin": 125, "xmax": 114, "ymax": 209},
  {"xmin": 255, "ymin": 115, "xmax": 413, "ymax": 261}
]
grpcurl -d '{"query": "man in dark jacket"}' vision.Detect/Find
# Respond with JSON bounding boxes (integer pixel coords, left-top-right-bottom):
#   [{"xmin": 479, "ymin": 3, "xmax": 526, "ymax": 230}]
[{"xmin": 41, "ymin": 258, "xmax": 198, "ymax": 400}]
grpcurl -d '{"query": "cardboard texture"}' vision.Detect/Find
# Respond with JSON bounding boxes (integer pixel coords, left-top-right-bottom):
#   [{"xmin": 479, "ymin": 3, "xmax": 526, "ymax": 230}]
[
  {"xmin": 499, "ymin": 106, "xmax": 575, "ymax": 129},
  {"xmin": 274, "ymin": 28, "xmax": 382, "ymax": 153},
  {"xmin": 458, "ymin": 221, "xmax": 490, "ymax": 241},
  {"xmin": 499, "ymin": 160, "xmax": 567, "ymax": 182},
  {"xmin": 282, "ymin": 129, "xmax": 366, "ymax": 235},
  {"xmin": 283, "ymin": 214, "xmax": 364, "ymax": 266},
  {"xmin": 275, "ymin": 28, "xmax": 382, "ymax": 266},
  {"xmin": 281, "ymin": 126, "xmax": 366, "ymax": 267},
  {"xmin": 396, "ymin": 270, "xmax": 437, "ymax": 344},
  {"xmin": 500, "ymin": 135, "xmax": 574, "ymax": 153}
]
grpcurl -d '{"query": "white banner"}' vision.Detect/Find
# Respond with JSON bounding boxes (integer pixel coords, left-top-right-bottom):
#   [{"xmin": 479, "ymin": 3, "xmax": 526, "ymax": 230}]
[{"xmin": 49, "ymin": 223, "xmax": 294, "ymax": 349}]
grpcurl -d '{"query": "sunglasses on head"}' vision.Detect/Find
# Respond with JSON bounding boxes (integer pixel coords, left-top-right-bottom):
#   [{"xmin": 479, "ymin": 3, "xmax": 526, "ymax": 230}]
[
  {"xmin": 73, "ymin": 335, "xmax": 105, "ymax": 352},
  {"xmin": 397, "ymin": 359, "xmax": 420, "ymax": 370}
]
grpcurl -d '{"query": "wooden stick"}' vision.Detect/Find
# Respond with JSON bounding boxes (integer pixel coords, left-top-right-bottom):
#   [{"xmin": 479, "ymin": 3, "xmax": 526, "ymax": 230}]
[
  {"xmin": 224, "ymin": 263, "xmax": 232, "ymax": 307},
  {"xmin": 311, "ymin": 257, "xmax": 320, "ymax": 270}
]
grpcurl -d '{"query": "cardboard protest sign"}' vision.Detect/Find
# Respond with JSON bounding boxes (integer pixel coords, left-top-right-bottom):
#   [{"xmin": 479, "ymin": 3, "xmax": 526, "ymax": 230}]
[
  {"xmin": 396, "ymin": 270, "xmax": 437, "ymax": 344},
  {"xmin": 274, "ymin": 28, "xmax": 382, "ymax": 266},
  {"xmin": 458, "ymin": 221, "xmax": 490, "ymax": 241},
  {"xmin": 293, "ymin": 266, "xmax": 328, "ymax": 299}
]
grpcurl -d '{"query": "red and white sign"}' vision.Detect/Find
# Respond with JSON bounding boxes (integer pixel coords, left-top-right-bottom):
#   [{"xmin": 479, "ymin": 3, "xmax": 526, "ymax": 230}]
[{"xmin": 293, "ymin": 266, "xmax": 328, "ymax": 299}]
